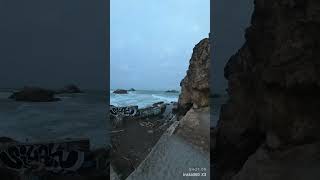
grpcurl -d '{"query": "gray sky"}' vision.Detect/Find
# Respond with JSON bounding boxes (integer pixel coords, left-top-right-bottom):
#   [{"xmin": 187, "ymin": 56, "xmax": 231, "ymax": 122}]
[
  {"xmin": 0, "ymin": 0, "xmax": 107, "ymax": 90},
  {"xmin": 111, "ymin": 0, "xmax": 210, "ymax": 90},
  {"xmin": 212, "ymin": 0, "xmax": 253, "ymax": 93}
]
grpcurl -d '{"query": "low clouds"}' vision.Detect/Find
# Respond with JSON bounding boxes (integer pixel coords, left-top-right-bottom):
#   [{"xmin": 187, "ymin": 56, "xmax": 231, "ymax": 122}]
[
  {"xmin": 111, "ymin": 0, "xmax": 210, "ymax": 90},
  {"xmin": 0, "ymin": 0, "xmax": 107, "ymax": 90}
]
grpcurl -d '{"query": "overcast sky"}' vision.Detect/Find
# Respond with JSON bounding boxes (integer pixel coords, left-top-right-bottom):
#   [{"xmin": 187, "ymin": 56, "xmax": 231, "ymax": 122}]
[
  {"xmin": 212, "ymin": 0, "xmax": 254, "ymax": 93},
  {"xmin": 0, "ymin": 0, "xmax": 107, "ymax": 90},
  {"xmin": 111, "ymin": 0, "xmax": 210, "ymax": 90}
]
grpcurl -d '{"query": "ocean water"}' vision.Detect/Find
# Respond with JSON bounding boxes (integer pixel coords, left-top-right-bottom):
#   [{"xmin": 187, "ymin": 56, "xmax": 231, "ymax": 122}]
[
  {"xmin": 0, "ymin": 90, "xmax": 109, "ymax": 149},
  {"xmin": 110, "ymin": 90, "xmax": 179, "ymax": 108}
]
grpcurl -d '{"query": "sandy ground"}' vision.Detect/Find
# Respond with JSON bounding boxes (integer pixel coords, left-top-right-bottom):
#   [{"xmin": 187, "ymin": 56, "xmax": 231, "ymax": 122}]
[{"xmin": 110, "ymin": 105, "xmax": 173, "ymax": 180}]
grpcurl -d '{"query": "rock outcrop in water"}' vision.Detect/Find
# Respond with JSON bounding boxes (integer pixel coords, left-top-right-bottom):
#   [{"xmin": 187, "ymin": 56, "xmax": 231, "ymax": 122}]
[
  {"xmin": 214, "ymin": 1, "xmax": 320, "ymax": 179},
  {"xmin": 113, "ymin": 89, "xmax": 128, "ymax": 94},
  {"xmin": 178, "ymin": 38, "xmax": 210, "ymax": 116},
  {"xmin": 9, "ymin": 87, "xmax": 59, "ymax": 102},
  {"xmin": 165, "ymin": 90, "xmax": 179, "ymax": 93},
  {"xmin": 56, "ymin": 84, "xmax": 82, "ymax": 94}
]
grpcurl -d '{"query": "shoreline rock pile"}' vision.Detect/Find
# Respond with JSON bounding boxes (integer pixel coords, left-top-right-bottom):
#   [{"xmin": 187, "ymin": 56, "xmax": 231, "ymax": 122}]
[
  {"xmin": 113, "ymin": 89, "xmax": 128, "ymax": 94},
  {"xmin": 9, "ymin": 87, "xmax": 59, "ymax": 102},
  {"xmin": 8, "ymin": 85, "xmax": 83, "ymax": 102}
]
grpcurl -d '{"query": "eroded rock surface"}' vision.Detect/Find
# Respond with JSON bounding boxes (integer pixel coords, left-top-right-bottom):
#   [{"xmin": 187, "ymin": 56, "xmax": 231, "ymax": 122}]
[
  {"xmin": 176, "ymin": 38, "xmax": 210, "ymax": 153},
  {"xmin": 178, "ymin": 38, "xmax": 210, "ymax": 116},
  {"xmin": 214, "ymin": 0, "xmax": 320, "ymax": 179}
]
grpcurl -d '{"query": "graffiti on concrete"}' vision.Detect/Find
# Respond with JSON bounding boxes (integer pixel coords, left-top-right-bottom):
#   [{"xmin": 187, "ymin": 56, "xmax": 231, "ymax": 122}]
[
  {"xmin": 0, "ymin": 141, "xmax": 86, "ymax": 174},
  {"xmin": 110, "ymin": 105, "xmax": 138, "ymax": 118},
  {"xmin": 110, "ymin": 105, "xmax": 138, "ymax": 127}
]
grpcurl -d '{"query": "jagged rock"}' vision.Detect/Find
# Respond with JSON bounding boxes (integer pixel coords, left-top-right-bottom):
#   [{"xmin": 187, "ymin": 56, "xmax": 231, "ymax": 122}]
[
  {"xmin": 56, "ymin": 84, "xmax": 82, "ymax": 94},
  {"xmin": 214, "ymin": 1, "xmax": 320, "ymax": 179},
  {"xmin": 113, "ymin": 89, "xmax": 128, "ymax": 94},
  {"xmin": 152, "ymin": 101, "xmax": 164, "ymax": 107},
  {"xmin": 178, "ymin": 38, "xmax": 210, "ymax": 116},
  {"xmin": 173, "ymin": 37, "xmax": 211, "ymax": 153},
  {"xmin": 9, "ymin": 87, "xmax": 59, "ymax": 102}
]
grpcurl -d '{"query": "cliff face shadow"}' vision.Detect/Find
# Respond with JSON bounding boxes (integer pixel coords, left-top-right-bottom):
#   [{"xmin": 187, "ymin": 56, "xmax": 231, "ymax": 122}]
[{"xmin": 212, "ymin": 1, "xmax": 320, "ymax": 180}]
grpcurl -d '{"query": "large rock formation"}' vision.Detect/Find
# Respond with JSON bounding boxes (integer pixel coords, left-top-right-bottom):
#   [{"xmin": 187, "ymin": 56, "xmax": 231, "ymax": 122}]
[
  {"xmin": 9, "ymin": 87, "xmax": 59, "ymax": 102},
  {"xmin": 214, "ymin": 0, "xmax": 320, "ymax": 179},
  {"xmin": 113, "ymin": 89, "xmax": 128, "ymax": 94},
  {"xmin": 178, "ymin": 38, "xmax": 210, "ymax": 116},
  {"xmin": 176, "ymin": 38, "xmax": 210, "ymax": 153},
  {"xmin": 121, "ymin": 38, "xmax": 211, "ymax": 180}
]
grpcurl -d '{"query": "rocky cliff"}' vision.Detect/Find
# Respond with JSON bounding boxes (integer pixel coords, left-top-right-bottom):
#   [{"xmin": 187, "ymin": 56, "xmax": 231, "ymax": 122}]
[
  {"xmin": 214, "ymin": 0, "xmax": 320, "ymax": 180},
  {"xmin": 178, "ymin": 38, "xmax": 210, "ymax": 116},
  {"xmin": 176, "ymin": 38, "xmax": 210, "ymax": 153}
]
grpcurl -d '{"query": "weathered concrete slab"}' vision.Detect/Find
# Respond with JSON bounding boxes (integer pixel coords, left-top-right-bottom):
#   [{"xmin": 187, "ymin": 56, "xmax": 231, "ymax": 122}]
[{"xmin": 126, "ymin": 125, "xmax": 210, "ymax": 180}]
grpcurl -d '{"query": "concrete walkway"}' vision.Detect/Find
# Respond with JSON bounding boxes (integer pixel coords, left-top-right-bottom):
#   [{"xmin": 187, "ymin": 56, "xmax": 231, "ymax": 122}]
[{"xmin": 126, "ymin": 124, "xmax": 210, "ymax": 180}]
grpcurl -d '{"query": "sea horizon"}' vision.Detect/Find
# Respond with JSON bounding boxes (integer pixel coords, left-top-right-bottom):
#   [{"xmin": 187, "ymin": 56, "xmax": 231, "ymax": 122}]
[
  {"xmin": 110, "ymin": 89, "xmax": 180, "ymax": 108},
  {"xmin": 110, "ymin": 88, "xmax": 181, "ymax": 92}
]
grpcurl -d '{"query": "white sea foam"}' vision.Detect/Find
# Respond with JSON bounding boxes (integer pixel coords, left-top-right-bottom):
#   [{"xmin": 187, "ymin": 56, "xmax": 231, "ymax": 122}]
[
  {"xmin": 151, "ymin": 94, "xmax": 179, "ymax": 103},
  {"xmin": 110, "ymin": 90, "xmax": 179, "ymax": 108}
]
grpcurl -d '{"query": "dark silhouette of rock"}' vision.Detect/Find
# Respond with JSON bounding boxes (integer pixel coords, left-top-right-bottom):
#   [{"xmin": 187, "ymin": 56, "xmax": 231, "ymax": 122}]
[
  {"xmin": 56, "ymin": 84, "xmax": 82, "ymax": 94},
  {"xmin": 0, "ymin": 137, "xmax": 16, "ymax": 143},
  {"xmin": 178, "ymin": 38, "xmax": 210, "ymax": 116},
  {"xmin": 9, "ymin": 87, "xmax": 59, "ymax": 102},
  {"xmin": 165, "ymin": 90, "xmax": 179, "ymax": 93},
  {"xmin": 152, "ymin": 101, "xmax": 164, "ymax": 107},
  {"xmin": 128, "ymin": 88, "xmax": 136, "ymax": 91},
  {"xmin": 113, "ymin": 89, "xmax": 128, "ymax": 94},
  {"xmin": 213, "ymin": 1, "xmax": 320, "ymax": 179}
]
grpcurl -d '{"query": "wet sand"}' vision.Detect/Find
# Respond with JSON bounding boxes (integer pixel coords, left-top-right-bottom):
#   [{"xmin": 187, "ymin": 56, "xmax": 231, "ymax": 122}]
[{"xmin": 110, "ymin": 104, "xmax": 174, "ymax": 179}]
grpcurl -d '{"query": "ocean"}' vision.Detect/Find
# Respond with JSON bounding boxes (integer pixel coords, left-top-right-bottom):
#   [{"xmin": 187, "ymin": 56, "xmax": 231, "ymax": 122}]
[
  {"xmin": 109, "ymin": 90, "xmax": 226, "ymax": 128},
  {"xmin": 110, "ymin": 90, "xmax": 179, "ymax": 108},
  {"xmin": 0, "ymin": 90, "xmax": 109, "ymax": 149}
]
